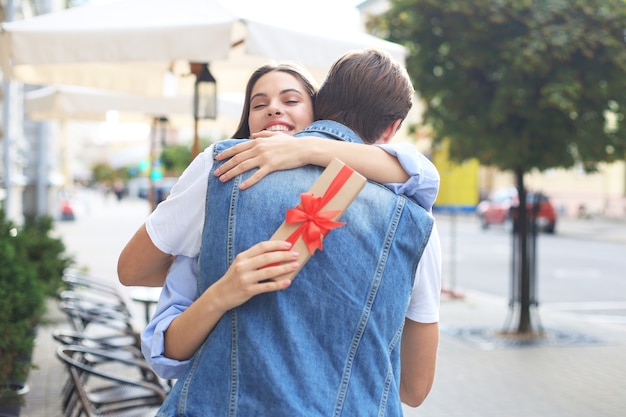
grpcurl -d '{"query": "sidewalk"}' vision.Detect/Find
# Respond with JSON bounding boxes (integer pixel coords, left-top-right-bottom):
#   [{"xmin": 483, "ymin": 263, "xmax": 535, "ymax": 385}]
[
  {"xmin": 551, "ymin": 214, "xmax": 626, "ymax": 244},
  {"xmin": 19, "ymin": 195, "xmax": 626, "ymax": 417}
]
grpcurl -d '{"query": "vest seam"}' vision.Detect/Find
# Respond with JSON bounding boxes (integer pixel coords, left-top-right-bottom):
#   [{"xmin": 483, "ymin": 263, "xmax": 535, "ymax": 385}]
[{"xmin": 227, "ymin": 176, "xmax": 241, "ymax": 416}]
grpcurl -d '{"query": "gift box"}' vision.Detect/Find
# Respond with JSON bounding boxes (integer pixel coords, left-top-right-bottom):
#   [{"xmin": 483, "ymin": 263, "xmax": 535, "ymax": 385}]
[{"xmin": 270, "ymin": 157, "xmax": 366, "ymax": 281}]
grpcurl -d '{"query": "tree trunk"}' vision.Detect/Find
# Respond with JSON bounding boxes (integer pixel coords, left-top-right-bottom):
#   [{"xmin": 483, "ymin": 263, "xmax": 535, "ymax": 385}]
[{"xmin": 514, "ymin": 167, "xmax": 534, "ymax": 333}]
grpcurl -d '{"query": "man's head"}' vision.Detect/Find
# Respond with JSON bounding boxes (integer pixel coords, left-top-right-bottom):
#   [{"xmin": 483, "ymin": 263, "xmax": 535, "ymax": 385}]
[{"xmin": 314, "ymin": 48, "xmax": 414, "ymax": 144}]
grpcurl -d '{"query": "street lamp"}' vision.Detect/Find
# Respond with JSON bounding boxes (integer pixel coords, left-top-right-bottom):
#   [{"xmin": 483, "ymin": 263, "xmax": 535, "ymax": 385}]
[
  {"xmin": 190, "ymin": 62, "xmax": 217, "ymax": 158},
  {"xmin": 148, "ymin": 116, "xmax": 169, "ymax": 211}
]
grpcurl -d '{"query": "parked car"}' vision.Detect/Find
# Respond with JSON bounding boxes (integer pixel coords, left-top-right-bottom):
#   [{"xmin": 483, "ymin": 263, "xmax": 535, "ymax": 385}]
[{"xmin": 476, "ymin": 187, "xmax": 557, "ymax": 233}]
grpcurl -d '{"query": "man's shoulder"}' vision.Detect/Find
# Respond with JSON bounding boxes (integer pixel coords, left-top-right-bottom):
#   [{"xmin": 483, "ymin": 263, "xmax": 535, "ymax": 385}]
[
  {"xmin": 213, "ymin": 138, "xmax": 250, "ymax": 154},
  {"xmin": 297, "ymin": 120, "xmax": 362, "ymax": 144}
]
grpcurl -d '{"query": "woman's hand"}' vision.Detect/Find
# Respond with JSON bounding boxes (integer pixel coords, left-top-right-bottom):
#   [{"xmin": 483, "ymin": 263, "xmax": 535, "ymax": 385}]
[
  {"xmin": 164, "ymin": 240, "xmax": 299, "ymax": 361},
  {"xmin": 214, "ymin": 131, "xmax": 306, "ymax": 189},
  {"xmin": 208, "ymin": 240, "xmax": 299, "ymax": 313}
]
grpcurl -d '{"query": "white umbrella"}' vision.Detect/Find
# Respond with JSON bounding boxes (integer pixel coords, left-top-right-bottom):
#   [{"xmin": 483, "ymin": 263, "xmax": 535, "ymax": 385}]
[
  {"xmin": 23, "ymin": 85, "xmax": 245, "ymax": 207},
  {"xmin": 24, "ymin": 85, "xmax": 244, "ymax": 125},
  {"xmin": 0, "ymin": 0, "xmax": 406, "ymax": 97}
]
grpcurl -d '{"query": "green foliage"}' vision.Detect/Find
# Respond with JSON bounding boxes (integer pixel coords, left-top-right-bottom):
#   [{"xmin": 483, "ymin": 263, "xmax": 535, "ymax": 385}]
[
  {"xmin": 160, "ymin": 139, "xmax": 216, "ymax": 176},
  {"xmin": 91, "ymin": 162, "xmax": 131, "ymax": 186},
  {"xmin": 0, "ymin": 215, "xmax": 44, "ymax": 396},
  {"xmin": 377, "ymin": 0, "xmax": 626, "ymax": 172},
  {"xmin": 21, "ymin": 215, "xmax": 74, "ymax": 298},
  {"xmin": 0, "ymin": 211, "xmax": 74, "ymax": 402},
  {"xmin": 64, "ymin": 0, "xmax": 90, "ymax": 8},
  {"xmin": 160, "ymin": 144, "xmax": 193, "ymax": 176}
]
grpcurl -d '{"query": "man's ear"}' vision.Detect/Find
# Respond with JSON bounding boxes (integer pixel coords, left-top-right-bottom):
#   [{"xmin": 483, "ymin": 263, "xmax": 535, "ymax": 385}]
[{"xmin": 377, "ymin": 119, "xmax": 403, "ymax": 144}]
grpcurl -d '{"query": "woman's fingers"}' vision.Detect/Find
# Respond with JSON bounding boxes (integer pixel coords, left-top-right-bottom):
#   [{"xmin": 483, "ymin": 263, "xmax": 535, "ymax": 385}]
[
  {"xmin": 234, "ymin": 240, "xmax": 299, "ymax": 274},
  {"xmin": 214, "ymin": 135, "xmax": 293, "ymax": 188},
  {"xmin": 215, "ymin": 140, "xmax": 254, "ymax": 161},
  {"xmin": 215, "ymin": 241, "xmax": 299, "ymax": 309}
]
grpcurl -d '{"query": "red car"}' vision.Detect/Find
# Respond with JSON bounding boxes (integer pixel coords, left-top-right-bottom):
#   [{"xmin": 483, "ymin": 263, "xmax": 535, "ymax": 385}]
[{"xmin": 476, "ymin": 187, "xmax": 557, "ymax": 234}]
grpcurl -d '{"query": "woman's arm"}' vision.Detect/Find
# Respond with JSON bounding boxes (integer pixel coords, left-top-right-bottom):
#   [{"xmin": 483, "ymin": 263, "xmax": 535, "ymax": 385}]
[
  {"xmin": 118, "ymin": 146, "xmax": 214, "ymax": 287},
  {"xmin": 118, "ymin": 224, "xmax": 174, "ymax": 287},
  {"xmin": 163, "ymin": 240, "xmax": 299, "ymax": 360},
  {"xmin": 214, "ymin": 132, "xmax": 409, "ymax": 188},
  {"xmin": 214, "ymin": 132, "xmax": 440, "ymax": 211},
  {"xmin": 375, "ymin": 143, "xmax": 440, "ymax": 211},
  {"xmin": 141, "ymin": 255, "xmax": 199, "ymax": 379}
]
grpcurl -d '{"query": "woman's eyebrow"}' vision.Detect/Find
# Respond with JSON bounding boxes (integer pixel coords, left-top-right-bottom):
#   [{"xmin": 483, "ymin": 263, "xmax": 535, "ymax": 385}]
[
  {"xmin": 251, "ymin": 89, "xmax": 304, "ymax": 102},
  {"xmin": 280, "ymin": 88, "xmax": 304, "ymax": 96},
  {"xmin": 250, "ymin": 92, "xmax": 268, "ymax": 102}
]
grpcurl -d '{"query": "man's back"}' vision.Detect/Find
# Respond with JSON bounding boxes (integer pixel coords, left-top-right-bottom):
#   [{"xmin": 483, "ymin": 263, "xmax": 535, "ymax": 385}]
[{"xmin": 155, "ymin": 138, "xmax": 434, "ymax": 417}]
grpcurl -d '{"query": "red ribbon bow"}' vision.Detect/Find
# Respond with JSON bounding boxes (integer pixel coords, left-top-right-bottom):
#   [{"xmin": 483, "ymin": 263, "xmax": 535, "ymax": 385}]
[{"xmin": 284, "ymin": 165, "xmax": 354, "ymax": 254}]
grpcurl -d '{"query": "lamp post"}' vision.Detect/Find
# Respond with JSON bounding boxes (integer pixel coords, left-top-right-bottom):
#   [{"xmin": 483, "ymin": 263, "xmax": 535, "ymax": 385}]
[
  {"xmin": 148, "ymin": 116, "xmax": 169, "ymax": 211},
  {"xmin": 190, "ymin": 62, "xmax": 217, "ymax": 158}
]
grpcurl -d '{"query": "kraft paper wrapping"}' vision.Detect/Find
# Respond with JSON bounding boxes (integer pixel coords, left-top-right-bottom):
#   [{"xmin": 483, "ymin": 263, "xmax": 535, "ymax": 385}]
[{"xmin": 269, "ymin": 157, "xmax": 366, "ymax": 281}]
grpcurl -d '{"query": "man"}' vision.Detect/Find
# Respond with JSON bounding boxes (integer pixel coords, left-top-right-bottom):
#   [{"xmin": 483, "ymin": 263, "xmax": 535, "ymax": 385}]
[{"xmin": 120, "ymin": 49, "xmax": 441, "ymax": 416}]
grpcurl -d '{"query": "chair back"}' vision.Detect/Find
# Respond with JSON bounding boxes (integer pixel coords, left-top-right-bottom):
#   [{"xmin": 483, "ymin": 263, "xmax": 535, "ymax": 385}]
[{"xmin": 56, "ymin": 345, "xmax": 166, "ymax": 417}]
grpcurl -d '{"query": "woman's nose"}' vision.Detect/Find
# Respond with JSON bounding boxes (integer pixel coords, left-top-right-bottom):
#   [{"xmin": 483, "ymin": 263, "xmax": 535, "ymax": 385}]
[{"xmin": 266, "ymin": 103, "xmax": 282, "ymax": 116}]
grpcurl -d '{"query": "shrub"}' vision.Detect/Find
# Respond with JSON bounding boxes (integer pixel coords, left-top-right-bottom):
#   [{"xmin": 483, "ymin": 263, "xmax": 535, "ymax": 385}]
[
  {"xmin": 21, "ymin": 215, "xmax": 74, "ymax": 297},
  {"xmin": 0, "ymin": 215, "xmax": 43, "ymax": 405},
  {"xmin": 0, "ymin": 212, "xmax": 74, "ymax": 406}
]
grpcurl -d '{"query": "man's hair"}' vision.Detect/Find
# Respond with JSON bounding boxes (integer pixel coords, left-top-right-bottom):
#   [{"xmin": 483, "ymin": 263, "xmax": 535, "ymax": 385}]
[
  {"xmin": 314, "ymin": 48, "xmax": 414, "ymax": 144},
  {"xmin": 232, "ymin": 64, "xmax": 318, "ymax": 138}
]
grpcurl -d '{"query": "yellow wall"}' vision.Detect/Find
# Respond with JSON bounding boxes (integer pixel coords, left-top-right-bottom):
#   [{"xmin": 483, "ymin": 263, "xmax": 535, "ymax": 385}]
[{"xmin": 432, "ymin": 139, "xmax": 480, "ymax": 210}]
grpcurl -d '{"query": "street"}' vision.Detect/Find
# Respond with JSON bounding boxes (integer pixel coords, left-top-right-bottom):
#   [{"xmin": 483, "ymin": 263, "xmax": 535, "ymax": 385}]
[
  {"xmin": 437, "ymin": 212, "xmax": 626, "ymax": 321},
  {"xmin": 54, "ymin": 193, "xmax": 626, "ymax": 328}
]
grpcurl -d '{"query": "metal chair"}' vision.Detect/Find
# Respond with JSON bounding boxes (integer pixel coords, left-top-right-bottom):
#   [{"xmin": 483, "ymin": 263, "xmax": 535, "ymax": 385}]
[
  {"xmin": 58, "ymin": 299, "xmax": 137, "ymax": 337},
  {"xmin": 56, "ymin": 345, "xmax": 166, "ymax": 417},
  {"xmin": 62, "ymin": 270, "xmax": 132, "ymax": 316}
]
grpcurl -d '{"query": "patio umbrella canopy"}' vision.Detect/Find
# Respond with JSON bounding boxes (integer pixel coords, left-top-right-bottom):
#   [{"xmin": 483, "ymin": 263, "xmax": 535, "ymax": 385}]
[
  {"xmin": 24, "ymin": 85, "xmax": 244, "ymax": 125},
  {"xmin": 0, "ymin": 0, "xmax": 407, "ymax": 97}
]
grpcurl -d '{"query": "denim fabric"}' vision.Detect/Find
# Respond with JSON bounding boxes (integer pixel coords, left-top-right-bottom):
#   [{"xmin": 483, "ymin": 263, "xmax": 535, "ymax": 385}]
[{"xmin": 156, "ymin": 121, "xmax": 434, "ymax": 416}]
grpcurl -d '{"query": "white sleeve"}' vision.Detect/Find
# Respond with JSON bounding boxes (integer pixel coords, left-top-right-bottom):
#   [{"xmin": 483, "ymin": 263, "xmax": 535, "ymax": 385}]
[
  {"xmin": 405, "ymin": 222, "xmax": 442, "ymax": 323},
  {"xmin": 145, "ymin": 145, "xmax": 214, "ymax": 257}
]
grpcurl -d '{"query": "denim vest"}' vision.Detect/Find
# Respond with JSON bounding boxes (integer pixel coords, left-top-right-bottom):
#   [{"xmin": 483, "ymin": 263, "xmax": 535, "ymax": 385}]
[{"xmin": 157, "ymin": 121, "xmax": 434, "ymax": 417}]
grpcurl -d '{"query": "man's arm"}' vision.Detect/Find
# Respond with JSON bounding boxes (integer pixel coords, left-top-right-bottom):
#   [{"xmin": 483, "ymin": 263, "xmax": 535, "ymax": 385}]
[
  {"xmin": 117, "ymin": 224, "xmax": 174, "ymax": 287},
  {"xmin": 401, "ymin": 222, "xmax": 442, "ymax": 407},
  {"xmin": 400, "ymin": 319, "xmax": 439, "ymax": 407}
]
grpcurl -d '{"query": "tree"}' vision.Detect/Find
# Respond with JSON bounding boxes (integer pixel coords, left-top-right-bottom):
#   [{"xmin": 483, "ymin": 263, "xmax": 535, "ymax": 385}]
[
  {"xmin": 160, "ymin": 144, "xmax": 193, "ymax": 176},
  {"xmin": 375, "ymin": 0, "xmax": 626, "ymax": 334},
  {"xmin": 160, "ymin": 138, "xmax": 216, "ymax": 177}
]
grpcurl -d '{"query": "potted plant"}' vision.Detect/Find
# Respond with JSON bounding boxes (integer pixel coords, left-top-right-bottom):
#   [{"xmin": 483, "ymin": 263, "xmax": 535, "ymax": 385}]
[{"xmin": 0, "ymin": 212, "xmax": 74, "ymax": 414}]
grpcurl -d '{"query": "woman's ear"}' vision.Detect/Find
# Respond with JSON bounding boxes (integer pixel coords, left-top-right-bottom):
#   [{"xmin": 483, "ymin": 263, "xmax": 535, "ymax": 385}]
[{"xmin": 376, "ymin": 119, "xmax": 403, "ymax": 144}]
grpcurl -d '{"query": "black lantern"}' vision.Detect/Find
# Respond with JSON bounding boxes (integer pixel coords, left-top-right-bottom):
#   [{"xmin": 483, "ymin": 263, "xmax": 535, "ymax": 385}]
[
  {"xmin": 193, "ymin": 63, "xmax": 217, "ymax": 120},
  {"xmin": 191, "ymin": 62, "xmax": 217, "ymax": 157}
]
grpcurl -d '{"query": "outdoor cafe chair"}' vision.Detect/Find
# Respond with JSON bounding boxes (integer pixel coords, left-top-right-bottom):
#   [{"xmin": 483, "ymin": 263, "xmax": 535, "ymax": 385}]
[
  {"xmin": 52, "ymin": 329, "xmax": 142, "ymax": 361},
  {"xmin": 58, "ymin": 299, "xmax": 137, "ymax": 337},
  {"xmin": 62, "ymin": 270, "xmax": 132, "ymax": 315},
  {"xmin": 59, "ymin": 290, "xmax": 133, "ymax": 326},
  {"xmin": 56, "ymin": 345, "xmax": 166, "ymax": 417}
]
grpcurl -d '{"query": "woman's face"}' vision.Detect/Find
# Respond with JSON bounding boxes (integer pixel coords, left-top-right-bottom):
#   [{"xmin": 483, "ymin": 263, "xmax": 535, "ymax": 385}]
[{"xmin": 247, "ymin": 71, "xmax": 314, "ymax": 136}]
